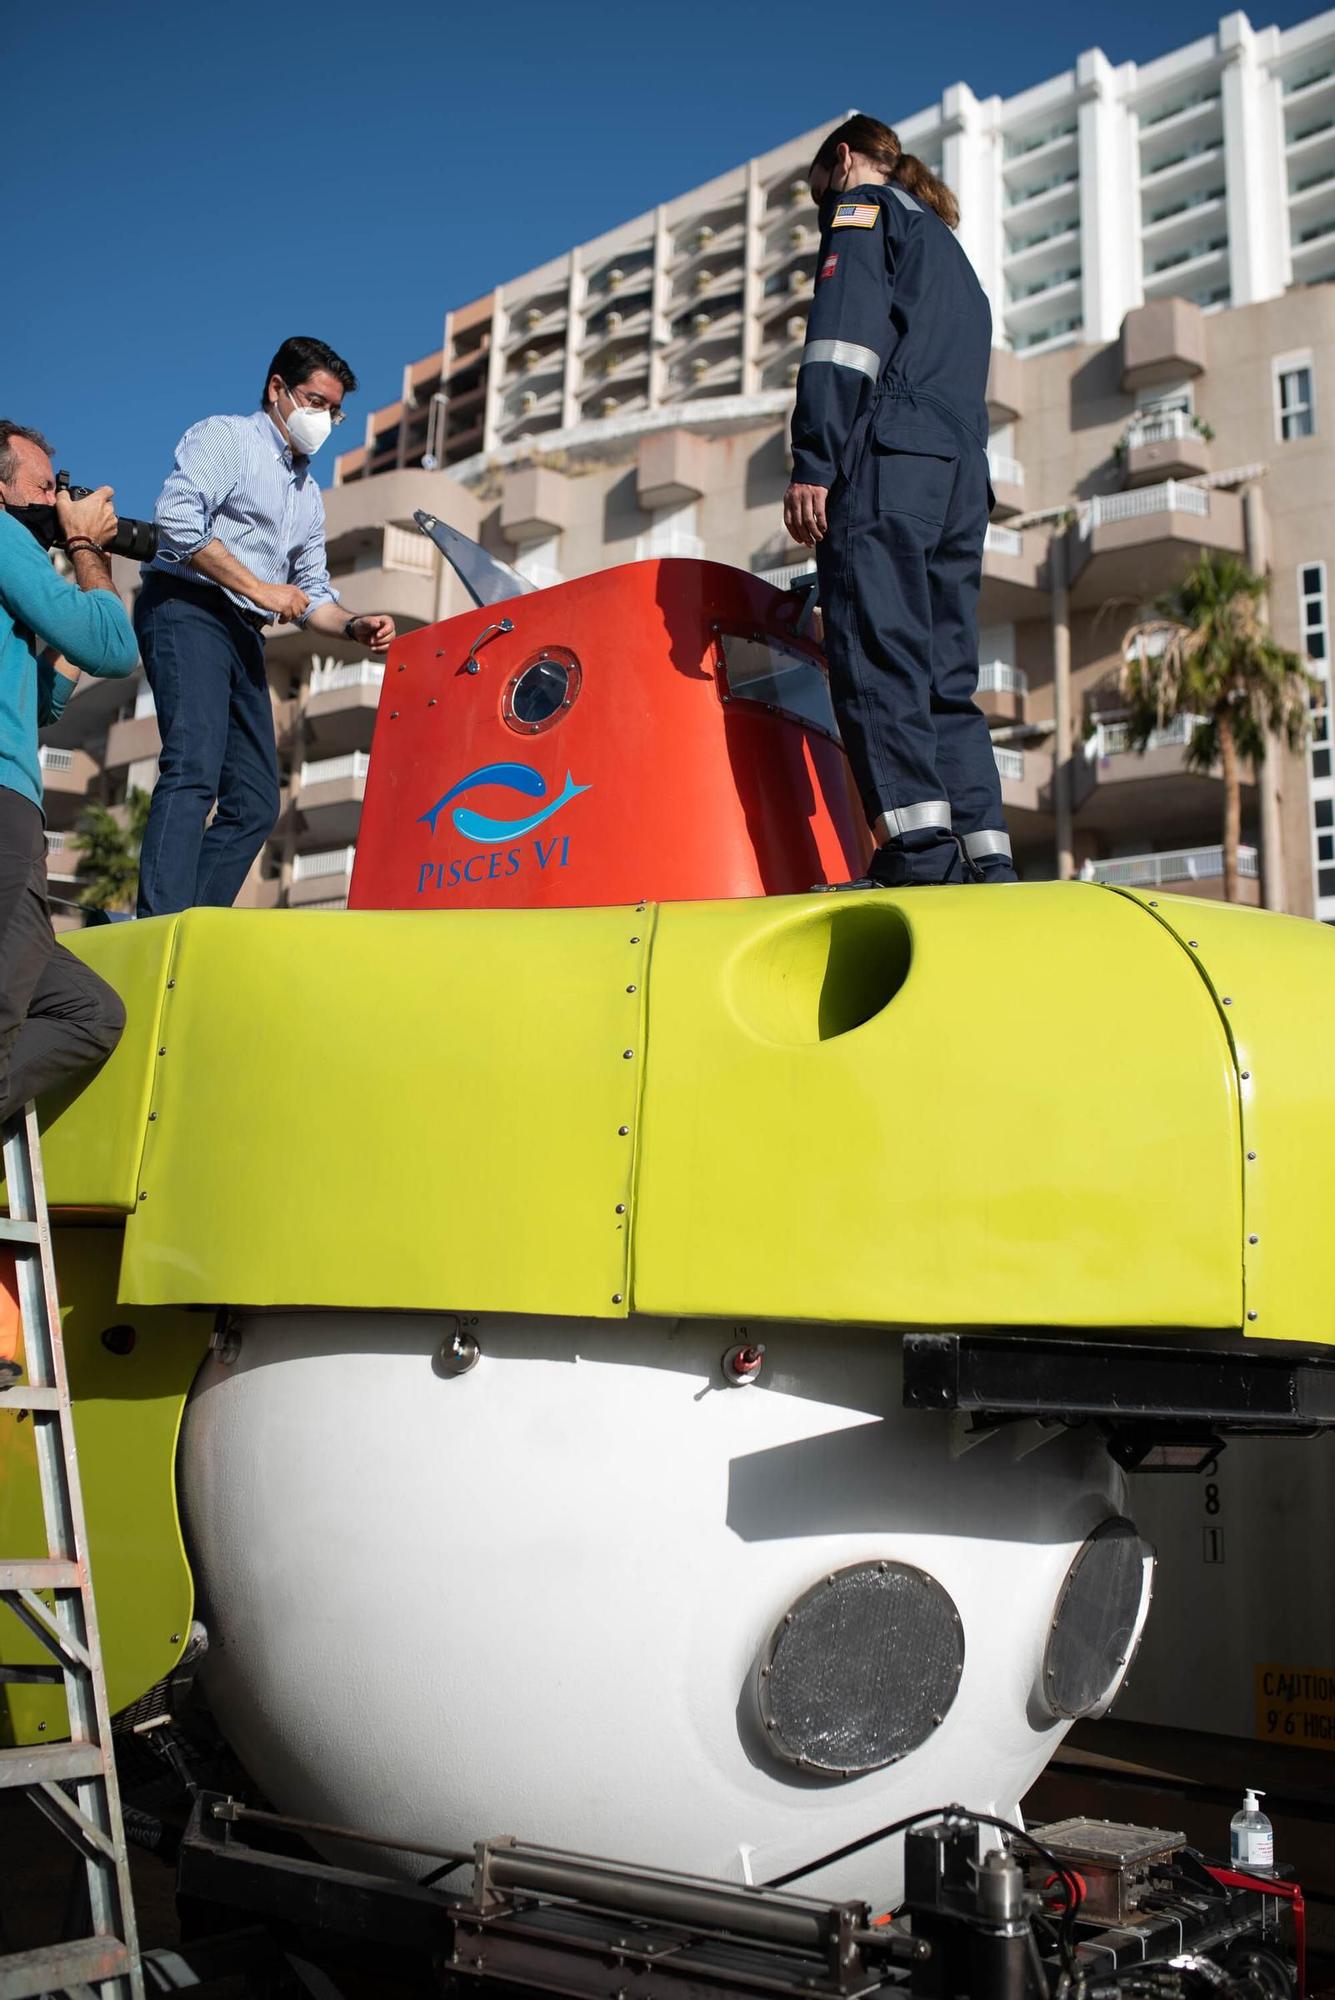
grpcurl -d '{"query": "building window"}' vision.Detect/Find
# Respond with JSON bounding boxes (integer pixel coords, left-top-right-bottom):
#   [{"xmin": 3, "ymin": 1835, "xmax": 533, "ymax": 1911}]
[
  {"xmin": 1275, "ymin": 355, "xmax": 1316, "ymax": 440},
  {"xmin": 1300, "ymin": 561, "xmax": 1334, "ymax": 917},
  {"xmin": 1138, "ymin": 385, "xmax": 1194, "ymax": 419}
]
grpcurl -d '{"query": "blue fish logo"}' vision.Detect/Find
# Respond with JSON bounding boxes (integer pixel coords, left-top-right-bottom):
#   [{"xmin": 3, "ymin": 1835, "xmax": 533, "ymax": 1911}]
[{"xmin": 420, "ymin": 761, "xmax": 590, "ymax": 844}]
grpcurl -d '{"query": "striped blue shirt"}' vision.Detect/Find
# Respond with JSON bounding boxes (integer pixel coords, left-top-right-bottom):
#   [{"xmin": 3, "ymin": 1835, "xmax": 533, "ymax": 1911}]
[{"xmin": 146, "ymin": 408, "xmax": 339, "ymax": 623}]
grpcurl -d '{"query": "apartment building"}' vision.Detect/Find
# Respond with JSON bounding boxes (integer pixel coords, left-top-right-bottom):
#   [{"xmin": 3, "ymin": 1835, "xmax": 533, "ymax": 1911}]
[
  {"xmin": 39, "ymin": 10, "xmax": 1335, "ymax": 918},
  {"xmin": 335, "ymin": 4, "xmax": 1335, "ymax": 476}
]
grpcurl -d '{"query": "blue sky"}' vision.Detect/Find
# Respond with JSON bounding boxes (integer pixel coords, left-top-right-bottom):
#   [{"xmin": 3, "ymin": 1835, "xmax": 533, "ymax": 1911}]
[{"xmin": 2, "ymin": 0, "xmax": 1316, "ymax": 518}]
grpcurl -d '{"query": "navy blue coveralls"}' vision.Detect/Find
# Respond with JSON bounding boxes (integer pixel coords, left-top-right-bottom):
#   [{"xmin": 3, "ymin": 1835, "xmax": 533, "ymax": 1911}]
[{"xmin": 792, "ymin": 182, "xmax": 1016, "ymax": 884}]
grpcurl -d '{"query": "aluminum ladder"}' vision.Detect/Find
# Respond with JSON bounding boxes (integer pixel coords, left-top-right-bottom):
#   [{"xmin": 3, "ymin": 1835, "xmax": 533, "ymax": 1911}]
[{"xmin": 0, "ymin": 1105, "xmax": 143, "ymax": 2000}]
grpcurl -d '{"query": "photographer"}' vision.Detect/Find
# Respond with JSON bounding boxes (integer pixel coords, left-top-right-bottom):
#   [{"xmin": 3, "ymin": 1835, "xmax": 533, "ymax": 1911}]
[
  {"xmin": 135, "ymin": 335, "xmax": 396, "ymax": 917},
  {"xmin": 0, "ymin": 421, "xmax": 137, "ymax": 1123}
]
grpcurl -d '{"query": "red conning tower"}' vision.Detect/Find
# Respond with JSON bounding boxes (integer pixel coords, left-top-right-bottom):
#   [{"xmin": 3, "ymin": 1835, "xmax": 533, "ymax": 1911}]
[{"xmin": 348, "ymin": 559, "xmax": 869, "ymax": 912}]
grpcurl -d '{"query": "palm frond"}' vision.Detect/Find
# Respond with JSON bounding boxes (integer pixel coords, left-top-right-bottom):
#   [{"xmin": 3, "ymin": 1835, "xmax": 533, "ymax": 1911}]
[{"xmin": 72, "ymin": 786, "xmax": 152, "ymax": 913}]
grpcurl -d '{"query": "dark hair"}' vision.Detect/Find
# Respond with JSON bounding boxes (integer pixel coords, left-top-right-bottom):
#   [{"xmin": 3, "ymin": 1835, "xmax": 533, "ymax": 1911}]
[
  {"xmin": 260, "ymin": 336, "xmax": 357, "ymax": 407},
  {"xmin": 811, "ymin": 115, "xmax": 960, "ymax": 230},
  {"xmin": 0, "ymin": 420, "xmax": 55, "ymax": 483}
]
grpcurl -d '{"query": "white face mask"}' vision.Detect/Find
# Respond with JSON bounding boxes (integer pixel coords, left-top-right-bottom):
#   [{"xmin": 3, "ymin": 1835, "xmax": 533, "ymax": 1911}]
[{"xmin": 281, "ymin": 385, "xmax": 332, "ymax": 458}]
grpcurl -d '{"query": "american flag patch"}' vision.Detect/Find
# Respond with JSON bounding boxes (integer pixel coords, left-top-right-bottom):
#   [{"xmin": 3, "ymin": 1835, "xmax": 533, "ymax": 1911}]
[
  {"xmin": 831, "ymin": 203, "xmax": 880, "ymax": 230},
  {"xmin": 819, "ymin": 253, "xmax": 839, "ymax": 281}
]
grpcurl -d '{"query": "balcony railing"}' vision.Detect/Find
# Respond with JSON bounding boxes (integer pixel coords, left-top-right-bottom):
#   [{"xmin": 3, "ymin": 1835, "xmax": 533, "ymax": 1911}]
[
  {"xmin": 1088, "ymin": 712, "xmax": 1209, "ymax": 758},
  {"xmin": 993, "ymin": 746, "xmax": 1026, "ymax": 781},
  {"xmin": 44, "ymin": 831, "xmax": 78, "ymax": 873},
  {"xmin": 292, "ymin": 845, "xmax": 357, "ymax": 882},
  {"xmin": 133, "ymin": 684, "xmax": 157, "ymax": 719},
  {"xmin": 1086, "ymin": 843, "xmax": 1258, "ymax": 886},
  {"xmin": 978, "ymin": 663, "xmax": 1029, "ymax": 696},
  {"xmin": 636, "ymin": 529, "xmax": 706, "ymax": 561},
  {"xmin": 299, "ymin": 751, "xmax": 370, "ymax": 788},
  {"xmin": 308, "ymin": 658, "xmax": 386, "ymax": 697},
  {"xmin": 1080, "ymin": 480, "xmax": 1209, "ymax": 535},
  {"xmin": 38, "ymin": 747, "xmax": 75, "ymax": 772},
  {"xmin": 984, "ymin": 524, "xmax": 1025, "ymax": 556},
  {"xmin": 758, "ymin": 561, "xmax": 817, "ymax": 590},
  {"xmin": 987, "ymin": 452, "xmax": 1025, "ymax": 487},
  {"xmin": 1125, "ymin": 409, "xmax": 1200, "ymax": 447},
  {"xmin": 383, "ymin": 523, "xmax": 434, "ymax": 576}
]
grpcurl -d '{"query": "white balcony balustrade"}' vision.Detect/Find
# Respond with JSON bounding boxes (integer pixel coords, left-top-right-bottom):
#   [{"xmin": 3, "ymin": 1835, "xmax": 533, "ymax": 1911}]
[
  {"xmin": 984, "ymin": 524, "xmax": 1025, "ymax": 556},
  {"xmin": 38, "ymin": 747, "xmax": 74, "ymax": 772},
  {"xmin": 1079, "ymin": 479, "xmax": 1209, "ymax": 535},
  {"xmin": 1086, "ymin": 843, "xmax": 1257, "ymax": 886},
  {"xmin": 993, "ymin": 746, "xmax": 1026, "ymax": 781},
  {"xmin": 977, "ymin": 663, "xmax": 1029, "ymax": 696},
  {"xmin": 299, "ymin": 752, "xmax": 370, "ymax": 789},
  {"xmin": 44, "ymin": 831, "xmax": 78, "ymax": 876},
  {"xmin": 383, "ymin": 523, "xmax": 434, "ymax": 576},
  {"xmin": 987, "ymin": 453, "xmax": 1025, "ymax": 487},
  {"xmin": 1087, "ymin": 712, "xmax": 1209, "ymax": 758},
  {"xmin": 1125, "ymin": 409, "xmax": 1200, "ymax": 447},
  {"xmin": 308, "ymin": 659, "xmax": 386, "ymax": 697},
  {"xmin": 757, "ymin": 561, "xmax": 817, "ymax": 590},
  {"xmin": 292, "ymin": 846, "xmax": 357, "ymax": 883}
]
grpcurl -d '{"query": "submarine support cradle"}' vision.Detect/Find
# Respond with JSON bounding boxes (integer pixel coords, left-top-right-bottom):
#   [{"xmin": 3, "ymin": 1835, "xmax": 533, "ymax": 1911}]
[{"xmin": 167, "ymin": 1795, "xmax": 1301, "ymax": 2000}]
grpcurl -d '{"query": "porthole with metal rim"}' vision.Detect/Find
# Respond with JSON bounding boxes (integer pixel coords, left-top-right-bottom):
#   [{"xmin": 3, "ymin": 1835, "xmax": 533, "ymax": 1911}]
[
  {"xmin": 757, "ymin": 1560, "xmax": 965, "ymax": 1777},
  {"xmin": 1040, "ymin": 1517, "xmax": 1155, "ymax": 1722},
  {"xmin": 502, "ymin": 648, "xmax": 582, "ymax": 735}
]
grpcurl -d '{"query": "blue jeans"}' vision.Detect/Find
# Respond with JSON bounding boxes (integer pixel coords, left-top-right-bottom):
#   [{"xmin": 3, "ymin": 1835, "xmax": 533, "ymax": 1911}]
[{"xmin": 134, "ymin": 574, "xmax": 281, "ymax": 917}]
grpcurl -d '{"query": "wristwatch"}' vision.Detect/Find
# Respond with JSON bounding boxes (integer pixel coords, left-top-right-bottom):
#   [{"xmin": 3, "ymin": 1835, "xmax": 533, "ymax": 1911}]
[{"xmin": 342, "ymin": 616, "xmax": 360, "ymax": 640}]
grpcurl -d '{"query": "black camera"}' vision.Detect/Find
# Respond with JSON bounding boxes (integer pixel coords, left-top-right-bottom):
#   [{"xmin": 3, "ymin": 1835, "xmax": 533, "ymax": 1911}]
[{"xmin": 9, "ymin": 470, "xmax": 158, "ymax": 564}]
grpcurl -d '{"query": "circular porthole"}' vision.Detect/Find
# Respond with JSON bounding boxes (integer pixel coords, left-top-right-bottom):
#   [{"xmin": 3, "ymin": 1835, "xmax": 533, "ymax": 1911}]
[
  {"xmin": 503, "ymin": 648, "xmax": 581, "ymax": 735},
  {"xmin": 757, "ymin": 1560, "xmax": 965, "ymax": 1777},
  {"xmin": 1040, "ymin": 1518, "xmax": 1154, "ymax": 1721}
]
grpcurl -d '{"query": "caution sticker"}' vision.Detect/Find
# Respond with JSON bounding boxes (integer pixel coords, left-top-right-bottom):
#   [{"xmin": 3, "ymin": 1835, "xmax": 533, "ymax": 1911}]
[
  {"xmin": 832, "ymin": 203, "xmax": 880, "ymax": 230},
  {"xmin": 1255, "ymin": 1663, "xmax": 1335, "ymax": 1749}
]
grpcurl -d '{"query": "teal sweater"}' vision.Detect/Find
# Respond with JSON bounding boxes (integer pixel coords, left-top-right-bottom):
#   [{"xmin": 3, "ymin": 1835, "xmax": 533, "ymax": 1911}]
[{"xmin": 0, "ymin": 511, "xmax": 138, "ymax": 812}]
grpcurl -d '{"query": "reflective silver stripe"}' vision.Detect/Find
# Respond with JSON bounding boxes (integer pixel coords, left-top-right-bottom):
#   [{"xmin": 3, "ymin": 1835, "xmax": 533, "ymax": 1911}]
[
  {"xmin": 964, "ymin": 829, "xmax": 1013, "ymax": 861},
  {"xmin": 876, "ymin": 800, "xmax": 952, "ymax": 839},
  {"xmin": 890, "ymin": 184, "xmax": 921, "ymax": 213},
  {"xmin": 800, "ymin": 339, "xmax": 881, "ymax": 382}
]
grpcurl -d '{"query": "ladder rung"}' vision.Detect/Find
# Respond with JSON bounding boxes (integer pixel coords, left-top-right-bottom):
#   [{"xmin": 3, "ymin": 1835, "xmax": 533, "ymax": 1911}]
[
  {"xmin": 0, "ymin": 1386, "xmax": 61, "ymax": 1411},
  {"xmin": 0, "ymin": 1935, "xmax": 130, "ymax": 2000},
  {"xmin": 0, "ymin": 1740, "xmax": 105, "ymax": 1789},
  {"xmin": 0, "ymin": 1559, "xmax": 81, "ymax": 1590},
  {"xmin": 0, "ymin": 1218, "xmax": 39, "ymax": 1246}
]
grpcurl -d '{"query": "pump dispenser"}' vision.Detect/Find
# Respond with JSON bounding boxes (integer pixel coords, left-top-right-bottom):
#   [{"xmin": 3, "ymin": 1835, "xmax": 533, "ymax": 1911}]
[{"xmin": 1230, "ymin": 1789, "xmax": 1275, "ymax": 1873}]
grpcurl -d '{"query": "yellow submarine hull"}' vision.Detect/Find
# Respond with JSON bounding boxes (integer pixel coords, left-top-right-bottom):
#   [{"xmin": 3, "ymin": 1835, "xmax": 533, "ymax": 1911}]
[{"xmin": 1, "ymin": 884, "xmax": 1332, "ymax": 1840}]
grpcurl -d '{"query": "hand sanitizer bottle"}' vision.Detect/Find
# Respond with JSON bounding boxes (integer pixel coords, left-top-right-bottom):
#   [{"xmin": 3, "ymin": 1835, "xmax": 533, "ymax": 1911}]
[{"xmin": 1230, "ymin": 1788, "xmax": 1275, "ymax": 1874}]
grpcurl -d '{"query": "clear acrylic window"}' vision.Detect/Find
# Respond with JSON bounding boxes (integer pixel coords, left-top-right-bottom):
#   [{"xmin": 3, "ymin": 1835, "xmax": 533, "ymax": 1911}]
[{"xmin": 717, "ymin": 633, "xmax": 840, "ymax": 741}]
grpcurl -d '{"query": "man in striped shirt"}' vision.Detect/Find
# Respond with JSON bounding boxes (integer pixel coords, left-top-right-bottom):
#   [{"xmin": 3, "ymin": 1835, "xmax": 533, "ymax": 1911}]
[{"xmin": 135, "ymin": 335, "xmax": 395, "ymax": 916}]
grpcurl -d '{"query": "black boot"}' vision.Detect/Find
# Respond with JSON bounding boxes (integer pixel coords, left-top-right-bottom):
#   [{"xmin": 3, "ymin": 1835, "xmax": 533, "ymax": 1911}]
[{"xmin": 815, "ymin": 833, "xmax": 966, "ymax": 891}]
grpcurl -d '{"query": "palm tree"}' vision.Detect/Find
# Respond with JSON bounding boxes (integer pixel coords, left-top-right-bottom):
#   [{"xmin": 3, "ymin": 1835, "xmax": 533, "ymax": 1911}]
[
  {"xmin": 1120, "ymin": 552, "xmax": 1318, "ymax": 904},
  {"xmin": 72, "ymin": 787, "xmax": 153, "ymax": 914}
]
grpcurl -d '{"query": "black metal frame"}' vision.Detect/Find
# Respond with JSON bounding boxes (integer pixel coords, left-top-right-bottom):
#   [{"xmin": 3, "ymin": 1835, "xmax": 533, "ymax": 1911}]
[
  {"xmin": 901, "ymin": 1332, "xmax": 1335, "ymax": 1468},
  {"xmin": 168, "ymin": 1794, "xmax": 1293, "ymax": 2000}
]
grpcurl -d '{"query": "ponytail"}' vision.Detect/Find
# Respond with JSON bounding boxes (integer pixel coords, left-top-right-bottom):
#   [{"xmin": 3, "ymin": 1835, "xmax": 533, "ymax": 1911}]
[
  {"xmin": 810, "ymin": 115, "xmax": 961, "ymax": 231},
  {"xmin": 890, "ymin": 151, "xmax": 960, "ymax": 230}
]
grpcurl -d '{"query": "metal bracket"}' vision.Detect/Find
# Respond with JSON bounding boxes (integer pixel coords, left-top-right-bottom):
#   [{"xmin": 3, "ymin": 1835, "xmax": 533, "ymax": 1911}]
[{"xmin": 902, "ymin": 1330, "xmax": 1335, "ymax": 1470}]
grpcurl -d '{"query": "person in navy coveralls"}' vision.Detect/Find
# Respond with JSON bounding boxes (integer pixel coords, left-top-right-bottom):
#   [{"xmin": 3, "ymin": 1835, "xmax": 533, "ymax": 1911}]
[{"xmin": 785, "ymin": 116, "xmax": 1016, "ymax": 886}]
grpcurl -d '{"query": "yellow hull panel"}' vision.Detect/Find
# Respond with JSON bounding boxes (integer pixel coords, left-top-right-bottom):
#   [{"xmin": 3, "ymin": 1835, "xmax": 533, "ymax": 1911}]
[
  {"xmin": 1115, "ymin": 889, "xmax": 1335, "ymax": 1345},
  {"xmin": 32, "ymin": 884, "xmax": 1335, "ymax": 1341},
  {"xmin": 633, "ymin": 885, "xmax": 1241, "ymax": 1327},
  {"xmin": 0, "ymin": 1229, "xmax": 205, "ymax": 1744}
]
